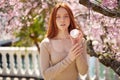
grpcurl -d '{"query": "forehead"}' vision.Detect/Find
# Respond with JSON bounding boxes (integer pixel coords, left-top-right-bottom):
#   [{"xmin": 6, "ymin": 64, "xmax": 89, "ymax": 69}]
[{"xmin": 56, "ymin": 7, "xmax": 68, "ymax": 15}]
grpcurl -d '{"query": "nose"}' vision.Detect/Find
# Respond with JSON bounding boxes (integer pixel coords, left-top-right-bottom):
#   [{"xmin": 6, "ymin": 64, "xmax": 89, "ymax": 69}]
[{"xmin": 60, "ymin": 17, "xmax": 64, "ymax": 22}]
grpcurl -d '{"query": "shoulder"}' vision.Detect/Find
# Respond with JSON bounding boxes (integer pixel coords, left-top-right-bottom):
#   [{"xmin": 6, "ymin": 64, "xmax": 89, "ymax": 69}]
[
  {"xmin": 41, "ymin": 38, "xmax": 50, "ymax": 43},
  {"xmin": 40, "ymin": 38, "xmax": 51, "ymax": 47},
  {"xmin": 40, "ymin": 38, "xmax": 51, "ymax": 53}
]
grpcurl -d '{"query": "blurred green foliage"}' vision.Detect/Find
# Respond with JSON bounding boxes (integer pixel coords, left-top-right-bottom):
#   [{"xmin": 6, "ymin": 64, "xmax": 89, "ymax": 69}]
[{"xmin": 13, "ymin": 13, "xmax": 46, "ymax": 47}]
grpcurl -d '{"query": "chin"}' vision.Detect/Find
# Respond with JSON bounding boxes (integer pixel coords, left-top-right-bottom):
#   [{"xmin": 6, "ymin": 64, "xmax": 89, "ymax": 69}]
[{"xmin": 62, "ymin": 28, "xmax": 68, "ymax": 31}]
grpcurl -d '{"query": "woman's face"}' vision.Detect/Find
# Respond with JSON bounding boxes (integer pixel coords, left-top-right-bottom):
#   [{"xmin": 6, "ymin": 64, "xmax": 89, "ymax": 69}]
[{"xmin": 56, "ymin": 7, "xmax": 70, "ymax": 32}]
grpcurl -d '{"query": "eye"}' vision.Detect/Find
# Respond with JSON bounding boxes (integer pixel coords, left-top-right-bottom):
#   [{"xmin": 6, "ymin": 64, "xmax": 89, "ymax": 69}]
[
  {"xmin": 56, "ymin": 16, "xmax": 60, "ymax": 18},
  {"xmin": 64, "ymin": 15, "xmax": 69, "ymax": 18}
]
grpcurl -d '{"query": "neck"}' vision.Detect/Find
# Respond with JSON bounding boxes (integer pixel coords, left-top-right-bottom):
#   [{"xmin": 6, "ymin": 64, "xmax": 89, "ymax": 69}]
[{"xmin": 56, "ymin": 30, "xmax": 69, "ymax": 39}]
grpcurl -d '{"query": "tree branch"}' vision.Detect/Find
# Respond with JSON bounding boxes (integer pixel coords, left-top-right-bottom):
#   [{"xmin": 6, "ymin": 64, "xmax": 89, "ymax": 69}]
[
  {"xmin": 79, "ymin": 0, "xmax": 120, "ymax": 17},
  {"xmin": 86, "ymin": 40, "xmax": 120, "ymax": 76}
]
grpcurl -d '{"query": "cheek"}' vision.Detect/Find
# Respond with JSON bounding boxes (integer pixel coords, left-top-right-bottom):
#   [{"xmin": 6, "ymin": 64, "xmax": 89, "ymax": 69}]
[
  {"xmin": 55, "ymin": 20, "xmax": 57, "ymax": 24},
  {"xmin": 67, "ymin": 19, "xmax": 70, "ymax": 25},
  {"xmin": 56, "ymin": 20, "xmax": 61, "ymax": 29}
]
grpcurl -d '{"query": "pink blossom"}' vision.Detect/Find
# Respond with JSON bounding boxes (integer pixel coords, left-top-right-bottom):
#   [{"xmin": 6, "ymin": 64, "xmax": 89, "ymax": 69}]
[
  {"xmin": 42, "ymin": 1, "xmax": 48, "ymax": 9},
  {"xmin": 33, "ymin": 2, "xmax": 38, "ymax": 8},
  {"xmin": 9, "ymin": 0, "xmax": 18, "ymax": 5},
  {"xmin": 0, "ymin": 0, "xmax": 6, "ymax": 8},
  {"xmin": 101, "ymin": 0, "xmax": 118, "ymax": 9}
]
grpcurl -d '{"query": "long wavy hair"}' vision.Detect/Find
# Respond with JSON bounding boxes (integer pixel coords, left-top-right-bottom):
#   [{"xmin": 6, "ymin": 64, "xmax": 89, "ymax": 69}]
[{"xmin": 46, "ymin": 3, "xmax": 81, "ymax": 39}]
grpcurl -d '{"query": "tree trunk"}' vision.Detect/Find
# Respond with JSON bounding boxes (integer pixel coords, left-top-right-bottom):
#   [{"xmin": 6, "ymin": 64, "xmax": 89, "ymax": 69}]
[
  {"xmin": 87, "ymin": 40, "xmax": 120, "ymax": 76},
  {"xmin": 79, "ymin": 0, "xmax": 120, "ymax": 17}
]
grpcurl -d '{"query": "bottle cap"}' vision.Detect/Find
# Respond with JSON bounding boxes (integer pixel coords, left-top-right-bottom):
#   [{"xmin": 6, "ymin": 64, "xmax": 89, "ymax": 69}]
[{"xmin": 70, "ymin": 29, "xmax": 79, "ymax": 38}]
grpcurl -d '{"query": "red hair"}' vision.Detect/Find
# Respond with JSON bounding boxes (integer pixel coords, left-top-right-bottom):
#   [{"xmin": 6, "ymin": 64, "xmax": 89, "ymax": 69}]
[{"xmin": 46, "ymin": 3, "xmax": 80, "ymax": 39}]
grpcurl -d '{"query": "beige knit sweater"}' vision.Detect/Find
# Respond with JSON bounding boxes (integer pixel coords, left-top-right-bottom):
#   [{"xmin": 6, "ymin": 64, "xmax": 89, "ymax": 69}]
[{"xmin": 40, "ymin": 38, "xmax": 88, "ymax": 80}]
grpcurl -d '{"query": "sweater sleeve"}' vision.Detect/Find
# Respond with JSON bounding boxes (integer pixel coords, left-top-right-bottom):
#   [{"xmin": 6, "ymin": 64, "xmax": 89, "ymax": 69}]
[
  {"xmin": 40, "ymin": 39, "xmax": 72, "ymax": 80},
  {"xmin": 76, "ymin": 39, "xmax": 88, "ymax": 75}
]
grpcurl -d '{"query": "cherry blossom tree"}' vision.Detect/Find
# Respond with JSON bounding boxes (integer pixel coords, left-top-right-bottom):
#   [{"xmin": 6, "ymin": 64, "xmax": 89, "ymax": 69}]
[
  {"xmin": 78, "ymin": 0, "xmax": 120, "ymax": 76},
  {"xmin": 0, "ymin": 0, "xmax": 56, "ymax": 51}
]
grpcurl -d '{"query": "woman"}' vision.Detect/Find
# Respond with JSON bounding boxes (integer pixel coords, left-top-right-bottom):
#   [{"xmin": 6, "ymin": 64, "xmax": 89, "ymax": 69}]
[{"xmin": 40, "ymin": 3, "xmax": 88, "ymax": 80}]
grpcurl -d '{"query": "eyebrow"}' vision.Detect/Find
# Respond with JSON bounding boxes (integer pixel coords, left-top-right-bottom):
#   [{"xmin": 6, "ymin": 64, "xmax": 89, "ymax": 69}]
[{"xmin": 56, "ymin": 13, "xmax": 69, "ymax": 16}]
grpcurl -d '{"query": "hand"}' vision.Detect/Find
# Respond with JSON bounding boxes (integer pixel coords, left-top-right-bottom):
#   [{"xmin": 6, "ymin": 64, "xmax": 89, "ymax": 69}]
[
  {"xmin": 70, "ymin": 30, "xmax": 83, "ymax": 45},
  {"xmin": 67, "ymin": 43, "xmax": 84, "ymax": 61}
]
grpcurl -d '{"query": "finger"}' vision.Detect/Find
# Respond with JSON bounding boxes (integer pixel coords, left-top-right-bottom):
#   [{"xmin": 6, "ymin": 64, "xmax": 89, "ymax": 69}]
[
  {"xmin": 72, "ymin": 48, "xmax": 80, "ymax": 55},
  {"xmin": 77, "ymin": 32, "xmax": 83, "ymax": 42},
  {"xmin": 75, "ymin": 49, "xmax": 81, "ymax": 55},
  {"xmin": 73, "ymin": 46, "xmax": 81, "ymax": 54},
  {"xmin": 72, "ymin": 43, "xmax": 83, "ymax": 54},
  {"xmin": 75, "ymin": 47, "xmax": 84, "ymax": 55},
  {"xmin": 75, "ymin": 42, "xmax": 84, "ymax": 49},
  {"xmin": 78, "ymin": 48, "xmax": 84, "ymax": 54},
  {"xmin": 71, "ymin": 43, "xmax": 80, "ymax": 51},
  {"xmin": 80, "ymin": 43, "xmax": 83, "ymax": 48},
  {"xmin": 75, "ymin": 51, "xmax": 82, "ymax": 58},
  {"xmin": 72, "ymin": 48, "xmax": 83, "ymax": 60},
  {"xmin": 78, "ymin": 38, "xmax": 83, "ymax": 44},
  {"xmin": 73, "ymin": 46, "xmax": 82, "ymax": 54},
  {"xmin": 75, "ymin": 52, "xmax": 82, "ymax": 58}
]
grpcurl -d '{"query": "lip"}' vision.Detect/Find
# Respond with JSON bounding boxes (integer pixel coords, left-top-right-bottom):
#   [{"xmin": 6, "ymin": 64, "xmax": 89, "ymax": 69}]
[{"xmin": 60, "ymin": 24, "xmax": 65, "ymax": 26}]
